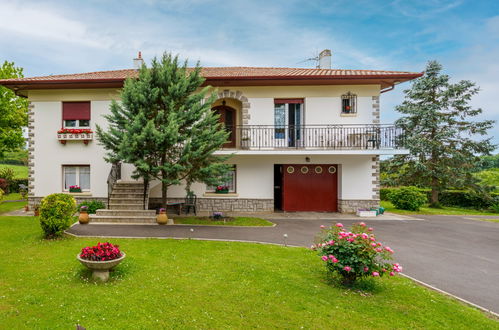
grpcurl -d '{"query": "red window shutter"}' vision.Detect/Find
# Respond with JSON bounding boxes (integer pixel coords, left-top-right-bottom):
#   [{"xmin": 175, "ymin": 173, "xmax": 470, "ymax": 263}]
[
  {"xmin": 274, "ymin": 98, "xmax": 304, "ymax": 104},
  {"xmin": 62, "ymin": 102, "xmax": 91, "ymax": 120}
]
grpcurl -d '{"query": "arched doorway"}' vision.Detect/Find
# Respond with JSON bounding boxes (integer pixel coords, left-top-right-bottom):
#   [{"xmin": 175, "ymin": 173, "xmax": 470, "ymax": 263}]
[{"xmin": 212, "ymin": 104, "xmax": 236, "ymax": 148}]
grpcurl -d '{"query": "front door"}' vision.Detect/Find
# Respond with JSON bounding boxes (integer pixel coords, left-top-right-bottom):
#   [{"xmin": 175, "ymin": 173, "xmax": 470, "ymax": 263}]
[{"xmin": 212, "ymin": 105, "xmax": 236, "ymax": 148}]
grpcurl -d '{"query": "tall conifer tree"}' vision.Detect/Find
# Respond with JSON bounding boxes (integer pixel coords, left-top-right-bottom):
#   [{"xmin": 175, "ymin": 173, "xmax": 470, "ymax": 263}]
[
  {"xmin": 391, "ymin": 60, "xmax": 495, "ymax": 205},
  {"xmin": 97, "ymin": 53, "xmax": 231, "ymax": 207}
]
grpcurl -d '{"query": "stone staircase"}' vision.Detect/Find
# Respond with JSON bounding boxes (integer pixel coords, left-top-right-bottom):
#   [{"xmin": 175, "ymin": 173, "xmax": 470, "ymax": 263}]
[{"xmin": 90, "ymin": 181, "xmax": 157, "ymax": 224}]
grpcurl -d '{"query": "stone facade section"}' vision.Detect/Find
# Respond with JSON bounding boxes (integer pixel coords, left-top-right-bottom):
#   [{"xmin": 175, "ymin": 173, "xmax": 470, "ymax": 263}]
[
  {"xmin": 149, "ymin": 197, "xmax": 274, "ymax": 212},
  {"xmin": 372, "ymin": 96, "xmax": 380, "ymax": 124},
  {"xmin": 28, "ymin": 196, "xmax": 108, "ymax": 209},
  {"xmin": 217, "ymin": 89, "xmax": 251, "ymax": 125},
  {"xmin": 27, "ymin": 102, "xmax": 35, "ymax": 207},
  {"xmin": 338, "ymin": 199, "xmax": 379, "ymax": 213}
]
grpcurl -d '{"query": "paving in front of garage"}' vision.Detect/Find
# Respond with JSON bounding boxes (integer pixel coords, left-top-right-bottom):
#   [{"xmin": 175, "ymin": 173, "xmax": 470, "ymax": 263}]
[{"xmin": 67, "ymin": 214, "xmax": 499, "ymax": 315}]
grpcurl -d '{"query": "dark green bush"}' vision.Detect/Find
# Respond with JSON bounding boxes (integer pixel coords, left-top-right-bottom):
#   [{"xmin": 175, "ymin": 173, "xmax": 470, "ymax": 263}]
[
  {"xmin": 8, "ymin": 178, "xmax": 28, "ymax": 193},
  {"xmin": 39, "ymin": 194, "xmax": 76, "ymax": 238},
  {"xmin": 389, "ymin": 186, "xmax": 427, "ymax": 211},
  {"xmin": 78, "ymin": 200, "xmax": 106, "ymax": 214}
]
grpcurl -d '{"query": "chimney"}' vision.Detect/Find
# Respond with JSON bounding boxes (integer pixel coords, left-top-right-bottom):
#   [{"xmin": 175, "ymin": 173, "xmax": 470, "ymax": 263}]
[
  {"xmin": 318, "ymin": 49, "xmax": 331, "ymax": 69},
  {"xmin": 133, "ymin": 51, "xmax": 144, "ymax": 69}
]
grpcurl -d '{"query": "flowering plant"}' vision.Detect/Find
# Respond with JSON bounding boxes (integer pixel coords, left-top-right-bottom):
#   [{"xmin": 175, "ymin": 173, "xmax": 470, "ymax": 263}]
[
  {"xmin": 79, "ymin": 242, "xmax": 122, "ymax": 261},
  {"xmin": 312, "ymin": 222, "xmax": 402, "ymax": 285},
  {"xmin": 213, "ymin": 211, "xmax": 224, "ymax": 219},
  {"xmin": 215, "ymin": 185, "xmax": 229, "ymax": 193},
  {"xmin": 58, "ymin": 128, "xmax": 93, "ymax": 134},
  {"xmin": 69, "ymin": 185, "xmax": 82, "ymax": 192},
  {"xmin": 80, "ymin": 205, "xmax": 88, "ymax": 212},
  {"xmin": 159, "ymin": 208, "xmax": 166, "ymax": 213}
]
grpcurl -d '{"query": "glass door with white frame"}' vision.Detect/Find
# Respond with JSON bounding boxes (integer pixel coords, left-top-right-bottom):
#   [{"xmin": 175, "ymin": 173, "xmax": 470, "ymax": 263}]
[{"xmin": 274, "ymin": 101, "xmax": 303, "ymax": 147}]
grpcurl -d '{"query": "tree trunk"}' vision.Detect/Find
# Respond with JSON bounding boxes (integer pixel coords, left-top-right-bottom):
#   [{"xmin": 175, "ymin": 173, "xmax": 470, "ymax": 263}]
[{"xmin": 430, "ymin": 177, "xmax": 439, "ymax": 206}]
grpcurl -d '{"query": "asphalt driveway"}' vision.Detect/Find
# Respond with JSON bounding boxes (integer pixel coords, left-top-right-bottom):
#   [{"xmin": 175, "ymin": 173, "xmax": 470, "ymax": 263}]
[{"xmin": 68, "ymin": 214, "xmax": 499, "ymax": 315}]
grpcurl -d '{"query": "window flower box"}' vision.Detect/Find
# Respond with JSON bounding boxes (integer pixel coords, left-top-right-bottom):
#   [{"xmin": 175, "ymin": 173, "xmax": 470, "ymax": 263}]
[
  {"xmin": 215, "ymin": 185, "xmax": 229, "ymax": 194},
  {"xmin": 69, "ymin": 185, "xmax": 82, "ymax": 193},
  {"xmin": 57, "ymin": 128, "xmax": 93, "ymax": 145}
]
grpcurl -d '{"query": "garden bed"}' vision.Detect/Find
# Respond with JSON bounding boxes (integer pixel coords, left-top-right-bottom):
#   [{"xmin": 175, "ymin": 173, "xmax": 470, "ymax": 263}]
[
  {"xmin": 0, "ymin": 216, "xmax": 497, "ymax": 328},
  {"xmin": 173, "ymin": 216, "xmax": 274, "ymax": 226}
]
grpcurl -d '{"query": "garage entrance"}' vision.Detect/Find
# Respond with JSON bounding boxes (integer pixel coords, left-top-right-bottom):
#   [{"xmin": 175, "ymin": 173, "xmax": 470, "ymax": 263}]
[{"xmin": 276, "ymin": 164, "xmax": 338, "ymax": 212}]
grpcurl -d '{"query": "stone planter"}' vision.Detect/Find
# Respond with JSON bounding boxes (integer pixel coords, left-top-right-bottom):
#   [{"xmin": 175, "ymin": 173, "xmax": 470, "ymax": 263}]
[
  {"xmin": 78, "ymin": 211, "xmax": 90, "ymax": 224},
  {"xmin": 156, "ymin": 211, "xmax": 168, "ymax": 225},
  {"xmin": 77, "ymin": 253, "xmax": 126, "ymax": 282}
]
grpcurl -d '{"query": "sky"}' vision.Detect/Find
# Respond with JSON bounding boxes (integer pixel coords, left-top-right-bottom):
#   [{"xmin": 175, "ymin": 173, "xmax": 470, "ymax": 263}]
[{"xmin": 1, "ymin": 0, "xmax": 498, "ymax": 148}]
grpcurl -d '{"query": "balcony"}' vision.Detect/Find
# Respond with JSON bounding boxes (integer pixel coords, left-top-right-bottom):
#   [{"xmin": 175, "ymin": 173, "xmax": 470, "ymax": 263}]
[{"xmin": 221, "ymin": 124, "xmax": 404, "ymax": 151}]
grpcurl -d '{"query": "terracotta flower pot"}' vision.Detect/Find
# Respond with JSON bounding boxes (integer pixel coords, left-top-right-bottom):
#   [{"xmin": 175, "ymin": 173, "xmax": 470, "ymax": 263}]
[
  {"xmin": 77, "ymin": 253, "xmax": 126, "ymax": 282},
  {"xmin": 79, "ymin": 211, "xmax": 90, "ymax": 224},
  {"xmin": 157, "ymin": 211, "xmax": 168, "ymax": 225}
]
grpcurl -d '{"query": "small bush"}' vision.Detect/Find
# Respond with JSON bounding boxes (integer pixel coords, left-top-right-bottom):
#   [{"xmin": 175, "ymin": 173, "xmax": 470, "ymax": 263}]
[
  {"xmin": 78, "ymin": 200, "xmax": 106, "ymax": 214},
  {"xmin": 313, "ymin": 222, "xmax": 402, "ymax": 286},
  {"xmin": 8, "ymin": 178, "xmax": 29, "ymax": 193},
  {"xmin": 0, "ymin": 188, "xmax": 3, "ymax": 201},
  {"xmin": 389, "ymin": 186, "xmax": 427, "ymax": 211},
  {"xmin": 490, "ymin": 203, "xmax": 499, "ymax": 213},
  {"xmin": 39, "ymin": 193, "xmax": 76, "ymax": 238},
  {"xmin": 0, "ymin": 168, "xmax": 15, "ymax": 183},
  {"xmin": 0, "ymin": 178, "xmax": 8, "ymax": 194}
]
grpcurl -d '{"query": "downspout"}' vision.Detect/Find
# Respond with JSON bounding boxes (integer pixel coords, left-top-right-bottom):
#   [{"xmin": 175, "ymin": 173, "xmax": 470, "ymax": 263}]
[{"xmin": 380, "ymin": 84, "xmax": 395, "ymax": 94}]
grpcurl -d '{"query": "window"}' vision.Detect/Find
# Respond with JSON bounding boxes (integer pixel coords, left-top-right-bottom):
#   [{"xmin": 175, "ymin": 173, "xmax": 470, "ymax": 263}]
[
  {"xmin": 341, "ymin": 92, "xmax": 357, "ymax": 114},
  {"xmin": 63, "ymin": 166, "xmax": 90, "ymax": 191},
  {"xmin": 62, "ymin": 101, "xmax": 91, "ymax": 128},
  {"xmin": 208, "ymin": 166, "xmax": 236, "ymax": 192}
]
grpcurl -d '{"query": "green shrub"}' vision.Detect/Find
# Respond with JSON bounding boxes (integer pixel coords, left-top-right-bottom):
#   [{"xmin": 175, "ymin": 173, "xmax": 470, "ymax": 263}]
[
  {"xmin": 490, "ymin": 203, "xmax": 499, "ymax": 213},
  {"xmin": 0, "ymin": 188, "xmax": 3, "ymax": 201},
  {"xmin": 8, "ymin": 178, "xmax": 28, "ymax": 193},
  {"xmin": 439, "ymin": 190, "xmax": 493, "ymax": 209},
  {"xmin": 78, "ymin": 200, "xmax": 106, "ymax": 214},
  {"xmin": 389, "ymin": 186, "xmax": 427, "ymax": 211},
  {"xmin": 39, "ymin": 194, "xmax": 76, "ymax": 238}
]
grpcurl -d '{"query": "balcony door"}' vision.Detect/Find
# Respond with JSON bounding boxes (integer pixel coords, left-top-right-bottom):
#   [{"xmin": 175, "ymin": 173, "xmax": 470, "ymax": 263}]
[
  {"xmin": 274, "ymin": 99, "xmax": 303, "ymax": 147},
  {"xmin": 212, "ymin": 105, "xmax": 236, "ymax": 148}
]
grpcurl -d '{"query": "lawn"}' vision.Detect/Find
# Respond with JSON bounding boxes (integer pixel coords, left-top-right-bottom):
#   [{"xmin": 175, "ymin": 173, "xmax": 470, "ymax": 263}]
[
  {"xmin": 0, "ymin": 217, "xmax": 497, "ymax": 329},
  {"xmin": 381, "ymin": 201, "xmax": 499, "ymax": 216},
  {"xmin": 0, "ymin": 164, "xmax": 28, "ymax": 178},
  {"xmin": 173, "ymin": 216, "xmax": 274, "ymax": 226},
  {"xmin": 0, "ymin": 193, "xmax": 27, "ymax": 214}
]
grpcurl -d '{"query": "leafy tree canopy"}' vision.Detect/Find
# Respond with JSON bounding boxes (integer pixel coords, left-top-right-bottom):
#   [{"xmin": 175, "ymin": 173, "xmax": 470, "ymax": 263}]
[{"xmin": 0, "ymin": 61, "xmax": 28, "ymax": 157}]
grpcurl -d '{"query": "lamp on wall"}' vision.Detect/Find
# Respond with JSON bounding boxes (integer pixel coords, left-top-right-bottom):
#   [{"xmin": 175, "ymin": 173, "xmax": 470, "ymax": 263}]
[
  {"xmin": 222, "ymin": 99, "xmax": 226, "ymax": 106},
  {"xmin": 305, "ymin": 157, "xmax": 310, "ymax": 162}
]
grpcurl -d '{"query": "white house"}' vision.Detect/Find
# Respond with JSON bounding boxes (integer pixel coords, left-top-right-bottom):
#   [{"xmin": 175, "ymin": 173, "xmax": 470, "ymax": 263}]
[{"xmin": 0, "ymin": 51, "xmax": 422, "ymax": 216}]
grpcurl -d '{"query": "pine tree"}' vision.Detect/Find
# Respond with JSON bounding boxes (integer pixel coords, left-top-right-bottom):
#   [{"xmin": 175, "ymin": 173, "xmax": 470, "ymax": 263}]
[
  {"xmin": 391, "ymin": 60, "xmax": 496, "ymax": 205},
  {"xmin": 97, "ymin": 53, "xmax": 231, "ymax": 207}
]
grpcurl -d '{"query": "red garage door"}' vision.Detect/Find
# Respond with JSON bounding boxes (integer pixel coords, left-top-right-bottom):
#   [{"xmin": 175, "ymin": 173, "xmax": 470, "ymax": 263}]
[{"xmin": 282, "ymin": 164, "xmax": 338, "ymax": 212}]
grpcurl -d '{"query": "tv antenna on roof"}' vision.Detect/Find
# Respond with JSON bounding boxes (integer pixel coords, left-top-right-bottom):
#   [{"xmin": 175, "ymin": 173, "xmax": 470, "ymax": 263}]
[{"xmin": 297, "ymin": 50, "xmax": 320, "ymax": 68}]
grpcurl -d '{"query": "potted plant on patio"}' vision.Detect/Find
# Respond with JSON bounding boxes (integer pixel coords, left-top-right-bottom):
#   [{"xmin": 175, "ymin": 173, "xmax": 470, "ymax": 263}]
[
  {"xmin": 157, "ymin": 207, "xmax": 168, "ymax": 225},
  {"xmin": 77, "ymin": 242, "xmax": 125, "ymax": 282},
  {"xmin": 78, "ymin": 205, "xmax": 90, "ymax": 224}
]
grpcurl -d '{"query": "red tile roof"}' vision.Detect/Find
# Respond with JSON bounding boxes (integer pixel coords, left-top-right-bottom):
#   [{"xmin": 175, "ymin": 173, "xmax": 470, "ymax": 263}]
[{"xmin": 0, "ymin": 67, "xmax": 423, "ymax": 90}]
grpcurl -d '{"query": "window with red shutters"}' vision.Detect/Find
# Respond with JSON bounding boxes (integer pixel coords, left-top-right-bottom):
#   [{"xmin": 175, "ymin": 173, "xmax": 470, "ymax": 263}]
[{"xmin": 62, "ymin": 102, "xmax": 91, "ymax": 128}]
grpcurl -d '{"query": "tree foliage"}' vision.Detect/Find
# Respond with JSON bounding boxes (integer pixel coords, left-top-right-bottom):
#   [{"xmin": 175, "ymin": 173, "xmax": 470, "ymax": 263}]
[
  {"xmin": 97, "ymin": 53, "xmax": 231, "ymax": 207},
  {"xmin": 0, "ymin": 61, "xmax": 28, "ymax": 157},
  {"xmin": 389, "ymin": 60, "xmax": 496, "ymax": 205}
]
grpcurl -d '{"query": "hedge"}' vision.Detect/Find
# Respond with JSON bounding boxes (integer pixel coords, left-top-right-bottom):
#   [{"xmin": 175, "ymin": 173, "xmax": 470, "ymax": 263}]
[
  {"xmin": 8, "ymin": 178, "xmax": 29, "ymax": 193},
  {"xmin": 381, "ymin": 187, "xmax": 498, "ymax": 209}
]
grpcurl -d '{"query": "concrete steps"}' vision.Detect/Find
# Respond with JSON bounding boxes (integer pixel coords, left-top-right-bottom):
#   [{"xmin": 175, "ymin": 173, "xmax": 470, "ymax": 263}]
[{"xmin": 89, "ymin": 181, "xmax": 156, "ymax": 224}]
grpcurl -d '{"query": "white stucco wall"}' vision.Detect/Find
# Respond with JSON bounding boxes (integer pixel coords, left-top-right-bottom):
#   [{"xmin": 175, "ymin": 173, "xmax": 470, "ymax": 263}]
[
  {"xmin": 28, "ymin": 85, "xmax": 379, "ymax": 200},
  {"xmin": 148, "ymin": 154, "xmax": 374, "ymax": 200}
]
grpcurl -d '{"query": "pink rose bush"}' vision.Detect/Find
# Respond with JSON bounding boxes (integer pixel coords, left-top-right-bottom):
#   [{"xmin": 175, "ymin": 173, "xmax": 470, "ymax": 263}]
[
  {"xmin": 312, "ymin": 222, "xmax": 402, "ymax": 285},
  {"xmin": 80, "ymin": 242, "xmax": 122, "ymax": 261}
]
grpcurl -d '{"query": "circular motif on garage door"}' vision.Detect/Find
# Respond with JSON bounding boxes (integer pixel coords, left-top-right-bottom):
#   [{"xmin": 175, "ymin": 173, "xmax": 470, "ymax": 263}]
[
  {"xmin": 301, "ymin": 166, "xmax": 309, "ymax": 174},
  {"xmin": 286, "ymin": 166, "xmax": 295, "ymax": 174},
  {"xmin": 328, "ymin": 166, "xmax": 337, "ymax": 174},
  {"xmin": 315, "ymin": 166, "xmax": 323, "ymax": 174}
]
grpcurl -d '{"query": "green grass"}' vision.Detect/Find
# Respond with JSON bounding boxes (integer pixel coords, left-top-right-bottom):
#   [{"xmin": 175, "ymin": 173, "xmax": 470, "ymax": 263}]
[
  {"xmin": 0, "ymin": 217, "xmax": 497, "ymax": 328},
  {"xmin": 381, "ymin": 201, "xmax": 499, "ymax": 216},
  {"xmin": 173, "ymin": 216, "xmax": 274, "ymax": 226},
  {"xmin": 0, "ymin": 164, "xmax": 28, "ymax": 178},
  {"xmin": 0, "ymin": 193, "xmax": 27, "ymax": 214}
]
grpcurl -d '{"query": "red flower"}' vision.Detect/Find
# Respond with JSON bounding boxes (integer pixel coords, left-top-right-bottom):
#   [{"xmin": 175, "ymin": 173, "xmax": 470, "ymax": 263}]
[{"xmin": 79, "ymin": 242, "xmax": 122, "ymax": 261}]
